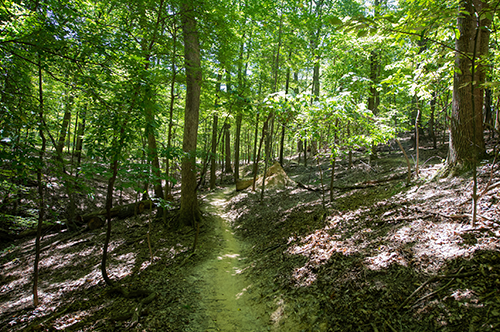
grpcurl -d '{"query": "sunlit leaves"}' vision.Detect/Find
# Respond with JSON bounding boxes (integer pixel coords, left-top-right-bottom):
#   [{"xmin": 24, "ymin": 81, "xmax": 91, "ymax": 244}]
[{"xmin": 328, "ymin": 16, "xmax": 343, "ymax": 26}]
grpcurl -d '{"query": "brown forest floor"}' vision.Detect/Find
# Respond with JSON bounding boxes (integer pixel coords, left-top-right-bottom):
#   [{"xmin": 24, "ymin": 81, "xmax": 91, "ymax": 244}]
[{"xmin": 1, "ymin": 135, "xmax": 500, "ymax": 331}]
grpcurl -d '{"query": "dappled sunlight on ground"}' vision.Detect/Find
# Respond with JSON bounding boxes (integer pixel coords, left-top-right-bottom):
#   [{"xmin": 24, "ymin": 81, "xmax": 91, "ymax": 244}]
[
  {"xmin": 0, "ymin": 209, "xmax": 201, "ymax": 331},
  {"xmin": 227, "ymin": 152, "xmax": 500, "ymax": 330}
]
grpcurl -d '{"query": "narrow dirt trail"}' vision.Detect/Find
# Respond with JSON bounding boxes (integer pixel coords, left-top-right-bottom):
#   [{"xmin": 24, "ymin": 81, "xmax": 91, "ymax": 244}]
[{"xmin": 188, "ymin": 186, "xmax": 271, "ymax": 332}]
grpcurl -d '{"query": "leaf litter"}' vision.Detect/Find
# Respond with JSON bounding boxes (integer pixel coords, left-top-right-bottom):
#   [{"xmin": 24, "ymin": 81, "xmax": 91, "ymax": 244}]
[{"xmin": 0, "ymin": 139, "xmax": 499, "ymax": 331}]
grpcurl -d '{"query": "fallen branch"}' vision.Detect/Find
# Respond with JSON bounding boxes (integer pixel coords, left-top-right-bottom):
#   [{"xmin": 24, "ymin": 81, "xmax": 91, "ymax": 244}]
[
  {"xmin": 398, "ymin": 267, "xmax": 477, "ymax": 310},
  {"xmin": 296, "ymin": 181, "xmax": 322, "ymax": 192},
  {"xmin": 76, "ymin": 200, "xmax": 154, "ymax": 225},
  {"xmin": 331, "ymin": 173, "xmax": 407, "ymax": 190},
  {"xmin": 412, "ymin": 275, "xmax": 458, "ymax": 306}
]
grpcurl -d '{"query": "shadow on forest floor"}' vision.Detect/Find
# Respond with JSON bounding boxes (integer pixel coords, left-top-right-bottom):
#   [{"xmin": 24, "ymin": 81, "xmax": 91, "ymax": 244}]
[
  {"xmin": 227, "ymin": 139, "xmax": 500, "ymax": 331},
  {"xmin": 1, "ymin": 137, "xmax": 499, "ymax": 331}
]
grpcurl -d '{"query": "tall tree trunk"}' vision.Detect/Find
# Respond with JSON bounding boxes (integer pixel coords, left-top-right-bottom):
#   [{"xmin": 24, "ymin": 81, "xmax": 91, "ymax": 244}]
[
  {"xmin": 368, "ymin": 1, "xmax": 381, "ymax": 158},
  {"xmin": 449, "ymin": 0, "xmax": 490, "ymax": 168},
  {"xmin": 101, "ymin": 114, "xmax": 129, "ymax": 286},
  {"xmin": 234, "ymin": 36, "xmax": 247, "ymax": 183},
  {"xmin": 141, "ymin": 60, "xmax": 163, "ymax": 199},
  {"xmin": 165, "ymin": 29, "xmax": 178, "ymax": 197},
  {"xmin": 179, "ymin": 2, "xmax": 202, "ymax": 227},
  {"xmin": 368, "ymin": 49, "xmax": 380, "ymax": 159},
  {"xmin": 210, "ymin": 73, "xmax": 222, "ymax": 189},
  {"xmin": 33, "ymin": 57, "xmax": 46, "ymax": 307},
  {"xmin": 138, "ymin": 0, "xmax": 165, "ymax": 200},
  {"xmin": 260, "ymin": 12, "xmax": 282, "ymax": 199},
  {"xmin": 310, "ymin": 46, "xmax": 320, "ymax": 156}
]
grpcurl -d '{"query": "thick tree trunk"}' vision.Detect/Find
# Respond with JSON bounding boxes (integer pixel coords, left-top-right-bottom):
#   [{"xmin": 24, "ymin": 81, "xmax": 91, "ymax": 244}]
[
  {"xmin": 165, "ymin": 27, "xmax": 178, "ymax": 198},
  {"xmin": 449, "ymin": 0, "xmax": 490, "ymax": 167},
  {"xmin": 179, "ymin": 3, "xmax": 202, "ymax": 227}
]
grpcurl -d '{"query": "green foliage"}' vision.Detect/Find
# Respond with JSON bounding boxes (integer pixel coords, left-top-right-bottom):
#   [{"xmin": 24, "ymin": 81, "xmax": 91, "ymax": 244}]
[{"xmin": 0, "ymin": 0, "xmax": 499, "ymax": 226}]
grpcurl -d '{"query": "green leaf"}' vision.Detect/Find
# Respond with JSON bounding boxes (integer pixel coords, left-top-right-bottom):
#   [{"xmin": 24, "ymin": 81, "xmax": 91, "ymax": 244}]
[
  {"xmin": 328, "ymin": 16, "xmax": 343, "ymax": 26},
  {"xmin": 357, "ymin": 29, "xmax": 367, "ymax": 38}
]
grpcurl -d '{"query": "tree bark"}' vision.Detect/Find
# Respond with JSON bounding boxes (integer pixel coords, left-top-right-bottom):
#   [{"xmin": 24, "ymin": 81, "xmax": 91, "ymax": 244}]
[
  {"xmin": 33, "ymin": 57, "xmax": 46, "ymax": 307},
  {"xmin": 165, "ymin": 37, "xmax": 177, "ymax": 197},
  {"xmin": 179, "ymin": 2, "xmax": 202, "ymax": 227},
  {"xmin": 449, "ymin": 0, "xmax": 490, "ymax": 167}
]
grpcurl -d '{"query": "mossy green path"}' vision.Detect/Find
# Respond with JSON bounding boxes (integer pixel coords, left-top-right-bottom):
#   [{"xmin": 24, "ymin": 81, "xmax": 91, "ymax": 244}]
[{"xmin": 188, "ymin": 186, "xmax": 271, "ymax": 332}]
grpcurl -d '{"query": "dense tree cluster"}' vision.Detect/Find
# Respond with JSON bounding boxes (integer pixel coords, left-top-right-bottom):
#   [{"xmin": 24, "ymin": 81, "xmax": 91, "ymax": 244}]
[{"xmin": 1, "ymin": 0, "xmax": 499, "ymax": 305}]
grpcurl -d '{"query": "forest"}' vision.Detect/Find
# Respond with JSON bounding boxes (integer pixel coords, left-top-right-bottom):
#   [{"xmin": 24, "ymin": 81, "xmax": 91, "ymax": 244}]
[{"xmin": 1, "ymin": 0, "xmax": 500, "ymax": 331}]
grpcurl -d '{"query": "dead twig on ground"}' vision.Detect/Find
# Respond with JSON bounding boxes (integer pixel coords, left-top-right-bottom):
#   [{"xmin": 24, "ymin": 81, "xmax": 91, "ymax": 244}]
[{"xmin": 398, "ymin": 267, "xmax": 478, "ymax": 310}]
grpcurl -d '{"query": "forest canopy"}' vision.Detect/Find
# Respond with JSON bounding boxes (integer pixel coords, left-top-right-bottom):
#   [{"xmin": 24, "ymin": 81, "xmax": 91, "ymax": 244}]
[{"xmin": 1, "ymin": 0, "xmax": 500, "ymax": 330}]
